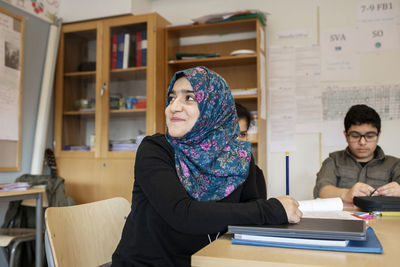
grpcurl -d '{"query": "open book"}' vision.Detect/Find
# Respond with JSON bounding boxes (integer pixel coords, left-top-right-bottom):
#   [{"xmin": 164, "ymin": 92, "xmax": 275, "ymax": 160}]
[
  {"xmin": 299, "ymin": 197, "xmax": 343, "ymax": 212},
  {"xmin": 298, "ymin": 197, "xmax": 361, "ymax": 220}
]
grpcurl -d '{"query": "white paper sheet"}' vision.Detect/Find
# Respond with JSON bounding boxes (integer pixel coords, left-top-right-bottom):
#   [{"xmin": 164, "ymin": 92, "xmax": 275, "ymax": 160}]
[
  {"xmin": 322, "ymin": 121, "xmax": 347, "ymax": 147},
  {"xmin": 357, "ymin": 20, "xmax": 400, "ymax": 51},
  {"xmin": 357, "ymin": 0, "xmax": 399, "ymax": 21},
  {"xmin": 322, "ymin": 83, "xmax": 400, "ymax": 121},
  {"xmin": 321, "ymin": 28, "xmax": 360, "ymax": 81},
  {"xmin": 299, "ymin": 197, "xmax": 343, "ymax": 212},
  {"xmin": 295, "ymin": 45, "xmax": 322, "ymax": 133},
  {"xmin": 0, "ymin": 15, "xmax": 21, "ymax": 141}
]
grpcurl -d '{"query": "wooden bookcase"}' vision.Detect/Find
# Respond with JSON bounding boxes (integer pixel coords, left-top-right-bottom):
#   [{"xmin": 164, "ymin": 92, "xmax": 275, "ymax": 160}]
[
  {"xmin": 54, "ymin": 13, "xmax": 170, "ymax": 203},
  {"xmin": 165, "ymin": 18, "xmax": 267, "ymax": 172}
]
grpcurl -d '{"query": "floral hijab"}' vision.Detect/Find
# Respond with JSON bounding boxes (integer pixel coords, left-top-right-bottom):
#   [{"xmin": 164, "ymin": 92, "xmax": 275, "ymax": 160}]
[{"xmin": 165, "ymin": 66, "xmax": 251, "ymax": 201}]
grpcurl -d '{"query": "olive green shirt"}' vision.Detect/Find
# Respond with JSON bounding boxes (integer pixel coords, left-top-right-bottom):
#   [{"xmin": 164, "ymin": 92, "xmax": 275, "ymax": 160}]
[{"xmin": 313, "ymin": 146, "xmax": 400, "ymax": 198}]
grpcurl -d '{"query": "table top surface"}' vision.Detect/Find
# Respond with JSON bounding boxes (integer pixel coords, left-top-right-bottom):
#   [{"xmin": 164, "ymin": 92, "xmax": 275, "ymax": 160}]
[
  {"xmin": 192, "ymin": 216, "xmax": 399, "ymax": 267},
  {"xmin": 0, "ymin": 187, "xmax": 45, "ymax": 198}
]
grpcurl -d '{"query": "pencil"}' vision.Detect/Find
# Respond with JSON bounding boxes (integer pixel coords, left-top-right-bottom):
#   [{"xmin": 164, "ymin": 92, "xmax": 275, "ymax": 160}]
[
  {"xmin": 370, "ymin": 188, "xmax": 377, "ymax": 196},
  {"xmin": 285, "ymin": 152, "xmax": 289, "ymax": 195}
]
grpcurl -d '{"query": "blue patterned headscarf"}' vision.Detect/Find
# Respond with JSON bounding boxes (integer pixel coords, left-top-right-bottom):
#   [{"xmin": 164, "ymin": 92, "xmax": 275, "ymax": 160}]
[{"xmin": 165, "ymin": 66, "xmax": 252, "ymax": 201}]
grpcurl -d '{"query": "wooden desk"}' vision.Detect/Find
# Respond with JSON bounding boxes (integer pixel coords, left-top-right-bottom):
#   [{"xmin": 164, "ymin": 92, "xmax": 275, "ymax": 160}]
[
  {"xmin": 192, "ymin": 217, "xmax": 398, "ymax": 266},
  {"xmin": 0, "ymin": 188, "xmax": 45, "ymax": 267}
]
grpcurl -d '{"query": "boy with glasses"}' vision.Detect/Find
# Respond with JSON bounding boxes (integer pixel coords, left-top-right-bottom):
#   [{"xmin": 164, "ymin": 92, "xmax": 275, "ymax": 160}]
[{"xmin": 313, "ymin": 104, "xmax": 400, "ymax": 203}]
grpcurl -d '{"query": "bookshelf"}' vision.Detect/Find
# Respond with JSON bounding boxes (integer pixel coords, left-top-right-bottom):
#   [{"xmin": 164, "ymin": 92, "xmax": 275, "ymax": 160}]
[
  {"xmin": 165, "ymin": 18, "xmax": 267, "ymax": 171},
  {"xmin": 54, "ymin": 13, "xmax": 170, "ymax": 203}
]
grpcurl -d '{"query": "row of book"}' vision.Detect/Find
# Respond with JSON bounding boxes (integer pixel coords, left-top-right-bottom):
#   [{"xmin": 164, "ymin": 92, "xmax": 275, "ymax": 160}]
[
  {"xmin": 109, "ymin": 135, "xmax": 145, "ymax": 151},
  {"xmin": 111, "ymin": 30, "xmax": 147, "ymax": 69}
]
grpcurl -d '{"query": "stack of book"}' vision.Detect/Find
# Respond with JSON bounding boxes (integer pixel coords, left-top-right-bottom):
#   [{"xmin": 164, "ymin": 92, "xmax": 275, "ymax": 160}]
[
  {"xmin": 0, "ymin": 182, "xmax": 31, "ymax": 192},
  {"xmin": 111, "ymin": 30, "xmax": 147, "ymax": 69},
  {"xmin": 110, "ymin": 143, "xmax": 138, "ymax": 152},
  {"xmin": 230, "ymin": 88, "xmax": 257, "ymax": 96},
  {"xmin": 228, "ymin": 218, "xmax": 383, "ymax": 253},
  {"xmin": 192, "ymin": 9, "xmax": 268, "ymax": 26},
  {"xmin": 109, "ymin": 139, "xmax": 138, "ymax": 152},
  {"xmin": 228, "ymin": 201, "xmax": 383, "ymax": 254}
]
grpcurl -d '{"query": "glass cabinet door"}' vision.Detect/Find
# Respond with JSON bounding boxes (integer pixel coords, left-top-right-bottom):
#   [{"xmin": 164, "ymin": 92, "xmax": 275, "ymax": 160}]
[
  {"xmin": 62, "ymin": 29, "xmax": 97, "ymax": 152},
  {"xmin": 108, "ymin": 23, "xmax": 147, "ymax": 152}
]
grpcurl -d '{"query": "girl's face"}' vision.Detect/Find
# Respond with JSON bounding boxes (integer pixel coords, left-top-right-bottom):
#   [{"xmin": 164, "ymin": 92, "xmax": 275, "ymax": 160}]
[{"xmin": 165, "ymin": 77, "xmax": 200, "ymax": 138}]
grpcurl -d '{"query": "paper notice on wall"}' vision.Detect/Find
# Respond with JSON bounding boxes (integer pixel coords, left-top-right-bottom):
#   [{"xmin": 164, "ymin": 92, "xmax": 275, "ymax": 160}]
[
  {"xmin": 0, "ymin": 18, "xmax": 21, "ymax": 141},
  {"xmin": 357, "ymin": 20, "xmax": 400, "ymax": 51},
  {"xmin": 269, "ymin": 117, "xmax": 296, "ymax": 153},
  {"xmin": 296, "ymin": 95, "xmax": 323, "ymax": 133},
  {"xmin": 321, "ymin": 28, "xmax": 360, "ymax": 81},
  {"xmin": 268, "ymin": 79, "xmax": 296, "ymax": 152},
  {"xmin": 295, "ymin": 45, "xmax": 322, "ymax": 133},
  {"xmin": 268, "ymin": 46, "xmax": 295, "ymax": 79},
  {"xmin": 322, "ymin": 84, "xmax": 400, "ymax": 121},
  {"xmin": 321, "ymin": 121, "xmax": 347, "ymax": 147},
  {"xmin": 357, "ymin": 0, "xmax": 399, "ymax": 22},
  {"xmin": 275, "ymin": 28, "xmax": 312, "ymax": 41},
  {"xmin": 268, "ymin": 45, "xmax": 323, "ymax": 136},
  {"xmin": 356, "ymin": 0, "xmax": 399, "ymax": 51},
  {"xmin": 356, "ymin": 0, "xmax": 400, "ymax": 52}
]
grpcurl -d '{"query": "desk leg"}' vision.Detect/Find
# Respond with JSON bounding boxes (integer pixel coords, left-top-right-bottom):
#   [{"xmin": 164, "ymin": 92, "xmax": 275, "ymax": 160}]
[{"xmin": 35, "ymin": 193, "xmax": 43, "ymax": 267}]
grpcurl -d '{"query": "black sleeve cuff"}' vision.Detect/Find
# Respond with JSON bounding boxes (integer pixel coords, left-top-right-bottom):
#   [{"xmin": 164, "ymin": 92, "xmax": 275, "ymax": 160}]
[{"xmin": 259, "ymin": 198, "xmax": 288, "ymax": 225}]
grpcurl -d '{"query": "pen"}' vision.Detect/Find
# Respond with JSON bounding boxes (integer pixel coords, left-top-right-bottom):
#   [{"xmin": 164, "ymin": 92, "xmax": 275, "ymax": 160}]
[
  {"xmin": 370, "ymin": 188, "xmax": 377, "ymax": 196},
  {"xmin": 285, "ymin": 152, "xmax": 289, "ymax": 195}
]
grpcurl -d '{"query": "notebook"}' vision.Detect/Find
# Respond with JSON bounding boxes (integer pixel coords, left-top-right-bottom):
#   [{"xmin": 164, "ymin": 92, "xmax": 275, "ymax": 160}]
[
  {"xmin": 231, "ymin": 227, "xmax": 382, "ymax": 254},
  {"xmin": 353, "ymin": 196, "xmax": 400, "ymax": 211},
  {"xmin": 234, "ymin": 233, "xmax": 349, "ymax": 247},
  {"xmin": 228, "ymin": 217, "xmax": 366, "ymax": 241}
]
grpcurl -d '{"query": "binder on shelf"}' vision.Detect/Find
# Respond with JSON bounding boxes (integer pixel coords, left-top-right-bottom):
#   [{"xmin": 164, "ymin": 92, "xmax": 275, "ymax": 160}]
[
  {"xmin": 175, "ymin": 52, "xmax": 220, "ymax": 60},
  {"xmin": 128, "ymin": 33, "xmax": 136, "ymax": 67},
  {"xmin": 231, "ymin": 227, "xmax": 383, "ymax": 254},
  {"xmin": 116, "ymin": 33, "xmax": 125, "ymax": 69},
  {"xmin": 111, "ymin": 34, "xmax": 118, "ymax": 69},
  {"xmin": 141, "ymin": 30, "xmax": 147, "ymax": 66},
  {"xmin": 122, "ymin": 33, "xmax": 130, "ymax": 69},
  {"xmin": 136, "ymin": 31, "xmax": 142, "ymax": 66}
]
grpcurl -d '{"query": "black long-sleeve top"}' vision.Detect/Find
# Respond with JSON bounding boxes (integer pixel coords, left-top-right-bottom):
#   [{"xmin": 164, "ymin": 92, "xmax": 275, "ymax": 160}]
[{"xmin": 112, "ymin": 134, "xmax": 287, "ymax": 267}]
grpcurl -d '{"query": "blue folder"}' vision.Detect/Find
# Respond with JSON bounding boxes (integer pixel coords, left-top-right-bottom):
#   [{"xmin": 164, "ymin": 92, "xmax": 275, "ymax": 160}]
[{"xmin": 231, "ymin": 227, "xmax": 383, "ymax": 254}]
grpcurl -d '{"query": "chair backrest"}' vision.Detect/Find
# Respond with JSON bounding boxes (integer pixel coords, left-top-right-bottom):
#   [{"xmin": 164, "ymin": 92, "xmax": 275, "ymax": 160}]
[{"xmin": 45, "ymin": 197, "xmax": 131, "ymax": 267}]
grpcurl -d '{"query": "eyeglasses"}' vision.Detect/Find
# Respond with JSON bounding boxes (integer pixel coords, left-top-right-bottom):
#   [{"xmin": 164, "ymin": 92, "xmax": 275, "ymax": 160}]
[{"xmin": 346, "ymin": 132, "xmax": 378, "ymax": 143}]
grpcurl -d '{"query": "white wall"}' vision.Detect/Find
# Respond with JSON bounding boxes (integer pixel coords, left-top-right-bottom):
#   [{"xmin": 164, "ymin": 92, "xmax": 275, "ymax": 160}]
[
  {"xmin": 58, "ymin": 0, "xmax": 131, "ymax": 22},
  {"xmin": 59, "ymin": 0, "xmax": 400, "ymax": 201}
]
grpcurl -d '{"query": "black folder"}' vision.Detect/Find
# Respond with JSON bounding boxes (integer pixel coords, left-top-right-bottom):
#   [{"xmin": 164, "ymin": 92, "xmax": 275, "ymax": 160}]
[
  {"xmin": 228, "ymin": 218, "xmax": 366, "ymax": 241},
  {"xmin": 353, "ymin": 196, "xmax": 400, "ymax": 211}
]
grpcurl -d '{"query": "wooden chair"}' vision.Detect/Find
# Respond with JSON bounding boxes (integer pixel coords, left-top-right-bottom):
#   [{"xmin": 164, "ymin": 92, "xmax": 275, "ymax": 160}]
[
  {"xmin": 45, "ymin": 197, "xmax": 130, "ymax": 267},
  {"xmin": 0, "ymin": 228, "xmax": 36, "ymax": 267}
]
